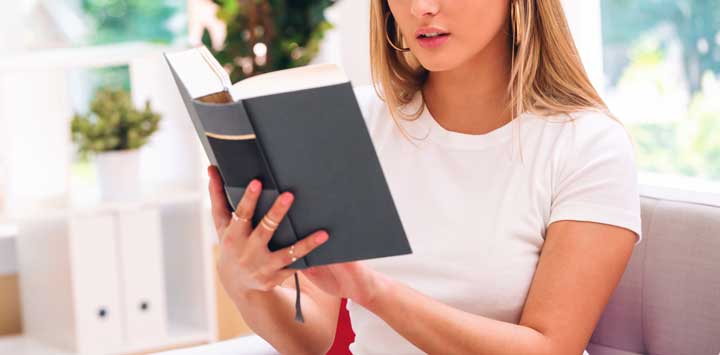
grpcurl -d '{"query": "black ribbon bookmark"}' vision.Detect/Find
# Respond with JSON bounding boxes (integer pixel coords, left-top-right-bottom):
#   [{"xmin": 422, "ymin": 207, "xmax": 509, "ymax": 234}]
[{"xmin": 293, "ymin": 272, "xmax": 305, "ymax": 323}]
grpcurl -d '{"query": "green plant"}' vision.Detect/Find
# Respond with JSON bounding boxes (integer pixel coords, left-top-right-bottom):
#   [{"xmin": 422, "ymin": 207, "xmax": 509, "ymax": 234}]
[
  {"xmin": 206, "ymin": 0, "xmax": 337, "ymax": 82},
  {"xmin": 70, "ymin": 88, "xmax": 161, "ymax": 157}
]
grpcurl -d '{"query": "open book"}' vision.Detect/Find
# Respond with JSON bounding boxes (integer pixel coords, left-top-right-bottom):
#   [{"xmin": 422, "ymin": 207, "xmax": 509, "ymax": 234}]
[{"xmin": 165, "ymin": 47, "xmax": 411, "ymax": 321}]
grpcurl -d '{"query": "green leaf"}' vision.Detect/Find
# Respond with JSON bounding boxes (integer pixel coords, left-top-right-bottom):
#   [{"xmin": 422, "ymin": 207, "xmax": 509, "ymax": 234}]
[{"xmin": 69, "ymin": 87, "xmax": 162, "ymax": 156}]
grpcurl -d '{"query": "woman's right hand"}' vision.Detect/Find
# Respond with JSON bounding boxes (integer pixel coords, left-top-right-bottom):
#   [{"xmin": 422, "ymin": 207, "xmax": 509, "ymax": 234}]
[{"xmin": 207, "ymin": 165, "xmax": 330, "ymax": 300}]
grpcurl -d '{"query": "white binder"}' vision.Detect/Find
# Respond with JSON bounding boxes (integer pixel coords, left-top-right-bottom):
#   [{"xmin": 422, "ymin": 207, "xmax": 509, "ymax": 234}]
[
  {"xmin": 69, "ymin": 214, "xmax": 124, "ymax": 353},
  {"xmin": 116, "ymin": 208, "xmax": 168, "ymax": 345}
]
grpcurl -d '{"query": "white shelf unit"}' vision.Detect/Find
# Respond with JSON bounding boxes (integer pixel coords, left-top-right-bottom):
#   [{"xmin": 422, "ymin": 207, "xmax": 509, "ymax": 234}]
[
  {"xmin": 0, "ymin": 41, "xmax": 221, "ymax": 354},
  {"xmin": 2, "ymin": 193, "xmax": 218, "ymax": 355},
  {"xmin": 0, "ymin": 319, "xmax": 210, "ymax": 355}
]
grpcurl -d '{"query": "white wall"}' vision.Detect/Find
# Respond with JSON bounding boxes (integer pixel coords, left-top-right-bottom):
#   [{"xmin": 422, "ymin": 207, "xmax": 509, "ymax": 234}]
[{"xmin": 312, "ymin": 0, "xmax": 372, "ymax": 86}]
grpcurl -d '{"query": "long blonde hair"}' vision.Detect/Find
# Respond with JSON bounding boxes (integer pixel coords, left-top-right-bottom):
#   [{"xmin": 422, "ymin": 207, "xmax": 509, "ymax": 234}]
[{"xmin": 369, "ymin": 0, "xmax": 619, "ymax": 141}]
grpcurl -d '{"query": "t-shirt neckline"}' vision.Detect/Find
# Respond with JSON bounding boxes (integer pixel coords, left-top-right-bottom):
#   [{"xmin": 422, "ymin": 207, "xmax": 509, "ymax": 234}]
[{"xmin": 401, "ymin": 89, "xmax": 524, "ymax": 150}]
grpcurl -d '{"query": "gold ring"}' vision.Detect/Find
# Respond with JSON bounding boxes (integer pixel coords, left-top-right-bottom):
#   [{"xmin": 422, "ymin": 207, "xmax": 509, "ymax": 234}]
[
  {"xmin": 264, "ymin": 216, "xmax": 279, "ymax": 227},
  {"xmin": 232, "ymin": 212, "xmax": 251, "ymax": 223},
  {"xmin": 289, "ymin": 246, "xmax": 297, "ymax": 262},
  {"xmin": 260, "ymin": 216, "xmax": 279, "ymax": 230}
]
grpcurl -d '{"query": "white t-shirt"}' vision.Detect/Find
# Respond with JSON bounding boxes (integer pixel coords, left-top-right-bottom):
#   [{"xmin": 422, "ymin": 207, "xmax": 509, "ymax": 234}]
[{"xmin": 345, "ymin": 84, "xmax": 643, "ymax": 355}]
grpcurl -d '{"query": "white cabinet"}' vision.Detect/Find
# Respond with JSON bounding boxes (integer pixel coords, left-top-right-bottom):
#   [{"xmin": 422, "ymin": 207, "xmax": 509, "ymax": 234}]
[{"xmin": 11, "ymin": 197, "xmax": 215, "ymax": 355}]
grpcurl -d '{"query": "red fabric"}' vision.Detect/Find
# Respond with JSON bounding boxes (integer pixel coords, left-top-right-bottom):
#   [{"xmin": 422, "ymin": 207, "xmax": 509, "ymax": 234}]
[{"xmin": 326, "ymin": 298, "xmax": 354, "ymax": 355}]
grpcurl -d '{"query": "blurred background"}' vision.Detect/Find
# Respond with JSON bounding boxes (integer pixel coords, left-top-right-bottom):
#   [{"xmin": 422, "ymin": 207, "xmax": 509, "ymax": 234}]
[{"xmin": 0, "ymin": 0, "xmax": 717, "ymax": 354}]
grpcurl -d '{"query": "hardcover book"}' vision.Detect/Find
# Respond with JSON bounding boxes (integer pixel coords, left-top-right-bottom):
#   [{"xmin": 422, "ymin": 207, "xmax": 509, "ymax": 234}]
[{"xmin": 164, "ymin": 46, "xmax": 412, "ymax": 271}]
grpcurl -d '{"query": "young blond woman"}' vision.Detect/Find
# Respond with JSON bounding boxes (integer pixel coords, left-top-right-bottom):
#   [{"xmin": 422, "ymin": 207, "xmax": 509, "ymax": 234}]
[{"xmin": 206, "ymin": 0, "xmax": 642, "ymax": 354}]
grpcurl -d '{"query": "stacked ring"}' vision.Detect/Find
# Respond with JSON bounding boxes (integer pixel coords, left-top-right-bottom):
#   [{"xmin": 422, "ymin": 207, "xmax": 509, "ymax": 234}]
[{"xmin": 260, "ymin": 216, "xmax": 279, "ymax": 231}]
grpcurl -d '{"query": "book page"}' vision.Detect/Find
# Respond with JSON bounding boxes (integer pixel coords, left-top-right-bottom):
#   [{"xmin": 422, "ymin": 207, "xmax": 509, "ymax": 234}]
[
  {"xmin": 165, "ymin": 46, "xmax": 230, "ymax": 100},
  {"xmin": 229, "ymin": 63, "xmax": 349, "ymax": 101}
]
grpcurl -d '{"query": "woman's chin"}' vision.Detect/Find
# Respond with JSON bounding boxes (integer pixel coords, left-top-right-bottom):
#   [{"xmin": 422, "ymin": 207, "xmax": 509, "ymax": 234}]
[
  {"xmin": 413, "ymin": 53, "xmax": 464, "ymax": 72},
  {"xmin": 418, "ymin": 61, "xmax": 458, "ymax": 73}
]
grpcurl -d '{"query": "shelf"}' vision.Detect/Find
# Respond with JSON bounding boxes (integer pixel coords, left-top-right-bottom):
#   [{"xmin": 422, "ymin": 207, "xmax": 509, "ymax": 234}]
[
  {"xmin": 0, "ymin": 224, "xmax": 18, "ymax": 240},
  {"xmin": 117, "ymin": 322, "xmax": 211, "ymax": 355},
  {"xmin": 0, "ymin": 335, "xmax": 74, "ymax": 355},
  {"xmin": 0, "ymin": 322, "xmax": 210, "ymax": 355},
  {"xmin": 7, "ymin": 186, "xmax": 204, "ymax": 223},
  {"xmin": 0, "ymin": 42, "xmax": 186, "ymax": 70},
  {"xmin": 0, "ymin": 40, "xmax": 217, "ymax": 354}
]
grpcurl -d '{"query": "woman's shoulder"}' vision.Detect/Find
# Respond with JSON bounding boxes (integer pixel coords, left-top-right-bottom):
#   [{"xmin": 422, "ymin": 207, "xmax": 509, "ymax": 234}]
[
  {"xmin": 566, "ymin": 109, "xmax": 628, "ymax": 132},
  {"xmin": 525, "ymin": 108, "xmax": 626, "ymax": 131},
  {"xmin": 562, "ymin": 109, "xmax": 633, "ymax": 151},
  {"xmin": 524, "ymin": 108, "xmax": 633, "ymax": 151}
]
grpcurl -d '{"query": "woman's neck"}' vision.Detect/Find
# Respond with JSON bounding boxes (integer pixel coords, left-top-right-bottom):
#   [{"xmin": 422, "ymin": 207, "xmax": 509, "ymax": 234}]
[{"xmin": 422, "ymin": 30, "xmax": 513, "ymax": 135}]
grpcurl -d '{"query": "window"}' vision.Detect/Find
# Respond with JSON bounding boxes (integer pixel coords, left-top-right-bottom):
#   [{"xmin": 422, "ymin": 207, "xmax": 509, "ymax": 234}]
[
  {"xmin": 81, "ymin": 0, "xmax": 186, "ymax": 91},
  {"xmin": 601, "ymin": 0, "xmax": 720, "ymax": 182}
]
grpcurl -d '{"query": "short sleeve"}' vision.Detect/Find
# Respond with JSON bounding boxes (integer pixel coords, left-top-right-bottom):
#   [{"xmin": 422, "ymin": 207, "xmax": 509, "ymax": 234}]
[{"xmin": 548, "ymin": 112, "xmax": 643, "ymax": 245}]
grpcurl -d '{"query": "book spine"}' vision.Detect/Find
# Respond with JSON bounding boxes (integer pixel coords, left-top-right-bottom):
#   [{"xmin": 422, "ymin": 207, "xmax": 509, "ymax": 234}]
[
  {"xmin": 166, "ymin": 57, "xmax": 305, "ymax": 268},
  {"xmin": 192, "ymin": 100, "xmax": 306, "ymax": 269},
  {"xmin": 237, "ymin": 100, "xmax": 308, "ymax": 269}
]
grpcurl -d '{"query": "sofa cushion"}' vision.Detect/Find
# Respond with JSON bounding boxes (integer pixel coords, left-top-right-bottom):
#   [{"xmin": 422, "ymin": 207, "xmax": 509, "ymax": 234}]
[
  {"xmin": 642, "ymin": 198, "xmax": 720, "ymax": 355},
  {"xmin": 589, "ymin": 197, "xmax": 656, "ymax": 353},
  {"xmin": 590, "ymin": 196, "xmax": 720, "ymax": 355}
]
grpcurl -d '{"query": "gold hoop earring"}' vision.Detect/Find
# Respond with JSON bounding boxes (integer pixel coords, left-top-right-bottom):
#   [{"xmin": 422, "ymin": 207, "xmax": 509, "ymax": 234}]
[
  {"xmin": 512, "ymin": 1, "xmax": 523, "ymax": 46},
  {"xmin": 384, "ymin": 12, "xmax": 411, "ymax": 52}
]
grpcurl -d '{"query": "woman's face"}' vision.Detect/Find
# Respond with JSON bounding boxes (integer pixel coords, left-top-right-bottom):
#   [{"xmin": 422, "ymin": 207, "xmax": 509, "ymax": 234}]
[{"xmin": 387, "ymin": 0, "xmax": 511, "ymax": 72}]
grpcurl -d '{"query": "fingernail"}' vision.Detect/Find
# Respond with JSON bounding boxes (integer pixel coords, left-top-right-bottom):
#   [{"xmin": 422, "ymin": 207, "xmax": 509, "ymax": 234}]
[
  {"xmin": 315, "ymin": 232, "xmax": 329, "ymax": 245},
  {"xmin": 248, "ymin": 179, "xmax": 260, "ymax": 192},
  {"xmin": 281, "ymin": 193, "xmax": 294, "ymax": 206}
]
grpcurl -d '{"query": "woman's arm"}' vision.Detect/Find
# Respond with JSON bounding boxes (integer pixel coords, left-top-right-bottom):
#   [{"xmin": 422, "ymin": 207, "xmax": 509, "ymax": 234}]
[
  {"xmin": 232, "ymin": 272, "xmax": 341, "ymax": 355},
  {"xmin": 358, "ymin": 220, "xmax": 636, "ymax": 355}
]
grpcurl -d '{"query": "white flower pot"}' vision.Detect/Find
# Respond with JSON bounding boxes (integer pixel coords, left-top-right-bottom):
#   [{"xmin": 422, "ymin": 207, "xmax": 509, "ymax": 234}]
[{"xmin": 95, "ymin": 149, "xmax": 141, "ymax": 202}]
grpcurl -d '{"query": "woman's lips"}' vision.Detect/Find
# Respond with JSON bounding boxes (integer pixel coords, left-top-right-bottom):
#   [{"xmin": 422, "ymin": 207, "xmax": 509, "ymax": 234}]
[{"xmin": 416, "ymin": 33, "xmax": 450, "ymax": 49}]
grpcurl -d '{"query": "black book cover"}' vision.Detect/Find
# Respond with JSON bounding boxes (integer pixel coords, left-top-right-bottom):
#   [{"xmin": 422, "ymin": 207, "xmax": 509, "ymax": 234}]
[
  {"xmin": 242, "ymin": 82, "xmax": 412, "ymax": 267},
  {"xmin": 166, "ymin": 54, "xmax": 412, "ymax": 269}
]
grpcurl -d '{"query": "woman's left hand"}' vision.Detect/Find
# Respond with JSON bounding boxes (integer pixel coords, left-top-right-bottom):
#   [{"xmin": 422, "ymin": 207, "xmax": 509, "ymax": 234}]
[{"xmin": 301, "ymin": 261, "xmax": 390, "ymax": 308}]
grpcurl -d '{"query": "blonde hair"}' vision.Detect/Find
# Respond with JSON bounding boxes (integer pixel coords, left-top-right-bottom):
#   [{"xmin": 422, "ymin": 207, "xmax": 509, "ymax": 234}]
[{"xmin": 369, "ymin": 0, "xmax": 621, "ymax": 145}]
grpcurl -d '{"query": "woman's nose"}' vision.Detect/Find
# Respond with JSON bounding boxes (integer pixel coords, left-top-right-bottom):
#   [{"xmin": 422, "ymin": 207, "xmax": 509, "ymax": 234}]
[{"xmin": 410, "ymin": 0, "xmax": 440, "ymax": 18}]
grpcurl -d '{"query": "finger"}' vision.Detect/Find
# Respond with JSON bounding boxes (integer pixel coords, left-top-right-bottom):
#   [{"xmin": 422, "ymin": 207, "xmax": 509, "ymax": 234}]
[
  {"xmin": 231, "ymin": 178, "xmax": 262, "ymax": 229},
  {"xmin": 266, "ymin": 268, "xmax": 298, "ymax": 288},
  {"xmin": 207, "ymin": 165, "xmax": 230, "ymax": 232},
  {"xmin": 268, "ymin": 230, "xmax": 329, "ymax": 271},
  {"xmin": 224, "ymin": 178, "xmax": 263, "ymax": 243},
  {"xmin": 250, "ymin": 191, "xmax": 294, "ymax": 245}
]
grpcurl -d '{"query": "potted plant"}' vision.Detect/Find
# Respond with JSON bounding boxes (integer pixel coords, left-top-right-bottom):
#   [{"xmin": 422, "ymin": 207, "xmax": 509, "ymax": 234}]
[{"xmin": 70, "ymin": 87, "xmax": 161, "ymax": 202}]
